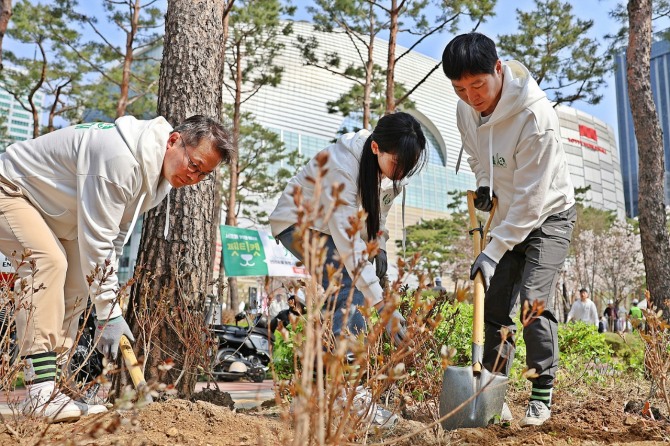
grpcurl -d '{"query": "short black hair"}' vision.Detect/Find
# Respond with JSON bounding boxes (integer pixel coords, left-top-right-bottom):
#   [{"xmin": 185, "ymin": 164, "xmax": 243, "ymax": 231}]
[
  {"xmin": 442, "ymin": 32, "xmax": 498, "ymax": 80},
  {"xmin": 579, "ymin": 288, "xmax": 588, "ymax": 293}
]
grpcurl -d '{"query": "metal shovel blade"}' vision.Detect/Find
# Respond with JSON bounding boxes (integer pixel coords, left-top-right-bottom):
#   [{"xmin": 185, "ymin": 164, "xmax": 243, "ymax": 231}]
[{"xmin": 439, "ymin": 365, "xmax": 508, "ymax": 430}]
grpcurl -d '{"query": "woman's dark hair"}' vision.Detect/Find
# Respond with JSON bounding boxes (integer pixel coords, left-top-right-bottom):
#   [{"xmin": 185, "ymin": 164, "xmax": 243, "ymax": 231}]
[
  {"xmin": 358, "ymin": 112, "xmax": 427, "ymax": 241},
  {"xmin": 442, "ymin": 32, "xmax": 498, "ymax": 80}
]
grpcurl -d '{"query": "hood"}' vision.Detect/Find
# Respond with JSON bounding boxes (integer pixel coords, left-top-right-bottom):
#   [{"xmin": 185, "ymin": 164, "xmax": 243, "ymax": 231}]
[
  {"xmin": 115, "ymin": 115, "xmax": 173, "ymax": 212},
  {"xmin": 486, "ymin": 60, "xmax": 546, "ymax": 126},
  {"xmin": 339, "ymin": 129, "xmax": 372, "ymax": 161}
]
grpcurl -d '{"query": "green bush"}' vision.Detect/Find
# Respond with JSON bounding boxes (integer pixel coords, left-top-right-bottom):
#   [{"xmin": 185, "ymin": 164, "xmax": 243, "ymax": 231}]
[
  {"xmin": 603, "ymin": 331, "xmax": 645, "ymax": 375},
  {"xmin": 555, "ymin": 321, "xmax": 615, "ymax": 385},
  {"xmin": 271, "ymin": 319, "xmax": 305, "ymax": 380},
  {"xmin": 433, "ymin": 301, "xmax": 474, "ymax": 367}
]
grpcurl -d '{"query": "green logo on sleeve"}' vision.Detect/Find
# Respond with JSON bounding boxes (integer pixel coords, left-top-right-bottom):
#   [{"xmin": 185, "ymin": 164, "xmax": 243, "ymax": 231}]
[{"xmin": 74, "ymin": 123, "xmax": 116, "ymax": 130}]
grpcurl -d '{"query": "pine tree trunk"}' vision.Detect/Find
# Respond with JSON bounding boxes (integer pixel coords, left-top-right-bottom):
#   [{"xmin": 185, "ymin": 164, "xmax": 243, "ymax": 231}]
[
  {"xmin": 125, "ymin": 0, "xmax": 225, "ymax": 397},
  {"xmin": 0, "ymin": 0, "xmax": 11, "ymax": 71},
  {"xmin": 627, "ymin": 0, "xmax": 670, "ymax": 319},
  {"xmin": 385, "ymin": 0, "xmax": 398, "ymax": 114}
]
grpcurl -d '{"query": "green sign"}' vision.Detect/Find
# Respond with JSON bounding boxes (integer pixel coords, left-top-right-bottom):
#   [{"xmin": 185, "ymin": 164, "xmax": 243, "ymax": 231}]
[{"xmin": 220, "ymin": 225, "xmax": 268, "ymax": 277}]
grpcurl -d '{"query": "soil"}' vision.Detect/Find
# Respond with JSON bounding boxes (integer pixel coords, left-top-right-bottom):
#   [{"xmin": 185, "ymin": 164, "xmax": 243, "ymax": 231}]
[{"xmin": 0, "ymin": 380, "xmax": 668, "ymax": 445}]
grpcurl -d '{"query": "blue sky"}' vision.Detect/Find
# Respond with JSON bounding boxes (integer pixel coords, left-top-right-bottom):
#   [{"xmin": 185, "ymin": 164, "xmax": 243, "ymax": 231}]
[
  {"xmin": 293, "ymin": 0, "xmax": 623, "ymax": 135},
  {"xmin": 3, "ymin": 1, "xmax": 626, "ymax": 137}
]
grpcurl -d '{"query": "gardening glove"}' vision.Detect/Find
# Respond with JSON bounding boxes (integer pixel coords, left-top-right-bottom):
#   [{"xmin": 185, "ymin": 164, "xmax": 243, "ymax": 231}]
[
  {"xmin": 373, "ymin": 249, "xmax": 388, "ymax": 280},
  {"xmin": 470, "ymin": 252, "xmax": 497, "ymax": 291},
  {"xmin": 378, "ymin": 303, "xmax": 407, "ymax": 346},
  {"xmin": 94, "ymin": 315, "xmax": 135, "ymax": 360},
  {"xmin": 474, "ymin": 186, "xmax": 494, "ymax": 212}
]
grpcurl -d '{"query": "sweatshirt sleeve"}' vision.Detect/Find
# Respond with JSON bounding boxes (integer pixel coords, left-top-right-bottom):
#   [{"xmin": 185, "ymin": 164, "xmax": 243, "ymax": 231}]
[
  {"xmin": 483, "ymin": 129, "xmax": 560, "ymax": 262},
  {"xmin": 325, "ymin": 167, "xmax": 384, "ymax": 307},
  {"xmin": 77, "ymin": 174, "xmax": 136, "ymax": 320}
]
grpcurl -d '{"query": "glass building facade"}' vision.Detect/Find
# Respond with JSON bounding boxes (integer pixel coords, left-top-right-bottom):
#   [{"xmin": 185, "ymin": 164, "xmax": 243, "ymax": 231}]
[{"xmin": 614, "ymin": 39, "xmax": 670, "ymax": 217}]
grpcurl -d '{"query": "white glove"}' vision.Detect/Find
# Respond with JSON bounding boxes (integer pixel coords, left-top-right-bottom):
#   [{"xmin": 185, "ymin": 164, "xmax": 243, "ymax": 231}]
[{"xmin": 94, "ymin": 316, "xmax": 135, "ymax": 360}]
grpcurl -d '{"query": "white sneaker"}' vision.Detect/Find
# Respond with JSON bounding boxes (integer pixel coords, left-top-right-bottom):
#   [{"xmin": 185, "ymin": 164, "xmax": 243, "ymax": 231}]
[
  {"xmin": 519, "ymin": 400, "xmax": 551, "ymax": 427},
  {"xmin": 500, "ymin": 402, "xmax": 513, "ymax": 424},
  {"xmin": 343, "ymin": 386, "xmax": 399, "ymax": 430},
  {"xmin": 73, "ymin": 400, "xmax": 108, "ymax": 415},
  {"xmin": 21, "ymin": 381, "xmax": 81, "ymax": 423}
]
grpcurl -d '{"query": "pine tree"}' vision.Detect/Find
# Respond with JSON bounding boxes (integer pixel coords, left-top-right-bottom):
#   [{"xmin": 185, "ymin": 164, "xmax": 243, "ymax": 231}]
[
  {"xmin": 626, "ymin": 0, "xmax": 670, "ymax": 318},
  {"xmin": 0, "ymin": 0, "xmax": 86, "ymax": 138},
  {"xmin": 222, "ymin": 0, "xmax": 294, "ymax": 311},
  {"xmin": 497, "ymin": 0, "xmax": 610, "ymax": 106},
  {"xmin": 127, "ymin": 0, "xmax": 226, "ymax": 397},
  {"xmin": 59, "ymin": 0, "xmax": 164, "ymax": 119}
]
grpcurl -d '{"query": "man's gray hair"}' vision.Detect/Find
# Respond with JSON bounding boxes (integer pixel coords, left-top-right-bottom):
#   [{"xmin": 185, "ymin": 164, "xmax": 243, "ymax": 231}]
[{"xmin": 173, "ymin": 115, "xmax": 234, "ymax": 164}]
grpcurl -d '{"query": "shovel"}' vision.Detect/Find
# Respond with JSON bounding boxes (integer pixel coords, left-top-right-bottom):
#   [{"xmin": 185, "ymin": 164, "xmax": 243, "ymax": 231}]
[
  {"xmin": 119, "ymin": 334, "xmax": 154, "ymax": 404},
  {"xmin": 439, "ymin": 190, "xmax": 508, "ymax": 430}
]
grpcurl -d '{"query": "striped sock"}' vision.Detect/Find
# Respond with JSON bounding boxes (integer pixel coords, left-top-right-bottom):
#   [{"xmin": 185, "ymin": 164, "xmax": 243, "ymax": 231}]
[
  {"xmin": 530, "ymin": 385, "xmax": 552, "ymax": 408},
  {"xmin": 22, "ymin": 352, "xmax": 57, "ymax": 385}
]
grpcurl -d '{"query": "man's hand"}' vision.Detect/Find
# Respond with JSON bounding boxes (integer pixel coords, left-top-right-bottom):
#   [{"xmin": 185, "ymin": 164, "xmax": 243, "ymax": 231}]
[
  {"xmin": 94, "ymin": 316, "xmax": 135, "ymax": 360},
  {"xmin": 373, "ymin": 249, "xmax": 388, "ymax": 280},
  {"xmin": 474, "ymin": 186, "xmax": 494, "ymax": 212},
  {"xmin": 470, "ymin": 252, "xmax": 497, "ymax": 291}
]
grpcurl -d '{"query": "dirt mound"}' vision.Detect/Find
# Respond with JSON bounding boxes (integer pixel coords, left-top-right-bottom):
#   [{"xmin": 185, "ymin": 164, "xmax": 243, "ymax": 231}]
[
  {"xmin": 0, "ymin": 382, "xmax": 668, "ymax": 445},
  {"xmin": 0, "ymin": 399, "xmax": 292, "ymax": 446}
]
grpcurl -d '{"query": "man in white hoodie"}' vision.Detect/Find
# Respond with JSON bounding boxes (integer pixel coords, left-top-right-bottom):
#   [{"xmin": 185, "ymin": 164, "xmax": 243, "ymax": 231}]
[
  {"xmin": 0, "ymin": 115, "xmax": 232, "ymax": 422},
  {"xmin": 442, "ymin": 33, "xmax": 576, "ymax": 426}
]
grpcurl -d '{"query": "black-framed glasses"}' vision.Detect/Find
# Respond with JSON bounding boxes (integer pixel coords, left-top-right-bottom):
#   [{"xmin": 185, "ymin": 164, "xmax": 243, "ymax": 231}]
[{"xmin": 179, "ymin": 136, "xmax": 212, "ymax": 181}]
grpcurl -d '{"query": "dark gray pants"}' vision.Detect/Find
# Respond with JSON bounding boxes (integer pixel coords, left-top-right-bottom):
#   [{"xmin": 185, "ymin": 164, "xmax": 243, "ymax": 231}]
[{"xmin": 483, "ymin": 205, "xmax": 576, "ymax": 387}]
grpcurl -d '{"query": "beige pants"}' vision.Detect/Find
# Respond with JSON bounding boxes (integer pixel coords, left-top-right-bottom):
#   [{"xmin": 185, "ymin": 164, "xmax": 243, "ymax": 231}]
[{"xmin": 0, "ymin": 187, "xmax": 88, "ymax": 357}]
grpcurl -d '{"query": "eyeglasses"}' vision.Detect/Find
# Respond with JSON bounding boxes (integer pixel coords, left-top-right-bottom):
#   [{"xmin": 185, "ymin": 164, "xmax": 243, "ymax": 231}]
[{"xmin": 179, "ymin": 136, "xmax": 212, "ymax": 182}]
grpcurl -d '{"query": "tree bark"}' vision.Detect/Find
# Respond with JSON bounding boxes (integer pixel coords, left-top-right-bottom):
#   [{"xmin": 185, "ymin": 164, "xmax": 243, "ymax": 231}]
[
  {"xmin": 384, "ymin": 0, "xmax": 398, "ymax": 114},
  {"xmin": 0, "ymin": 0, "xmax": 11, "ymax": 71},
  {"xmin": 126, "ymin": 0, "xmax": 225, "ymax": 397},
  {"xmin": 116, "ymin": 0, "xmax": 141, "ymax": 118},
  {"xmin": 627, "ymin": 0, "xmax": 670, "ymax": 319}
]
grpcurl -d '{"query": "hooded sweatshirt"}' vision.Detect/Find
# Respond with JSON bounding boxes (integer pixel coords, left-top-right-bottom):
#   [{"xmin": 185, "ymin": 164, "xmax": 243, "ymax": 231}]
[
  {"xmin": 457, "ymin": 60, "xmax": 575, "ymax": 262},
  {"xmin": 0, "ymin": 116, "xmax": 173, "ymax": 320},
  {"xmin": 270, "ymin": 130, "xmax": 401, "ymax": 307}
]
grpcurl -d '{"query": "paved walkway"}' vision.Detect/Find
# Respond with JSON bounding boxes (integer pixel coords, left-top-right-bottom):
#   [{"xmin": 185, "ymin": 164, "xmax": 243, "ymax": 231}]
[{"xmin": 1, "ymin": 379, "xmax": 276, "ymax": 410}]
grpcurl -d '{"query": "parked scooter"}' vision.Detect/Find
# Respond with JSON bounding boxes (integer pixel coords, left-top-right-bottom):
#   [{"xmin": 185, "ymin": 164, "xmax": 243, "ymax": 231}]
[{"xmin": 210, "ymin": 311, "xmax": 273, "ymax": 383}]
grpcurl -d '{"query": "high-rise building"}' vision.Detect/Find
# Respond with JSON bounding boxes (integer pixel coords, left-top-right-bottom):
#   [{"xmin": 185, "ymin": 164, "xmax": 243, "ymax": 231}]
[
  {"xmin": 119, "ymin": 22, "xmax": 627, "ymax": 291},
  {"xmin": 0, "ymin": 83, "xmax": 43, "ymax": 148},
  {"xmin": 614, "ymin": 38, "xmax": 670, "ymax": 217}
]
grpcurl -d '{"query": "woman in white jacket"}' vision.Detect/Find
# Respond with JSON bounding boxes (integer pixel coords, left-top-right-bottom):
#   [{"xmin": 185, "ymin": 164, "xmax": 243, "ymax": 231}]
[{"xmin": 270, "ymin": 112, "xmax": 426, "ymax": 342}]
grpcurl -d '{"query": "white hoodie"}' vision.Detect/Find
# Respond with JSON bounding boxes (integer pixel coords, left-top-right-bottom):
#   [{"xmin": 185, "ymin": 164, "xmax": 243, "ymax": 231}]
[
  {"xmin": 0, "ymin": 116, "xmax": 173, "ymax": 319},
  {"xmin": 269, "ymin": 130, "xmax": 400, "ymax": 307},
  {"xmin": 457, "ymin": 61, "xmax": 575, "ymax": 262}
]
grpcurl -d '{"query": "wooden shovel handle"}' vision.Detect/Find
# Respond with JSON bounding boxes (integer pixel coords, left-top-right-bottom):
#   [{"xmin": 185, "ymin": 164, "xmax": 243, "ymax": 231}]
[
  {"xmin": 119, "ymin": 334, "xmax": 146, "ymax": 388},
  {"xmin": 466, "ymin": 191, "xmax": 497, "ymax": 370}
]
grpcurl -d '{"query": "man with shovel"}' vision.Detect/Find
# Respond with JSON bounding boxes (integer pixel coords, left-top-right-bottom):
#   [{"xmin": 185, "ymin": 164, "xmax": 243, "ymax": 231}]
[
  {"xmin": 0, "ymin": 115, "xmax": 232, "ymax": 422},
  {"xmin": 442, "ymin": 33, "xmax": 576, "ymax": 426}
]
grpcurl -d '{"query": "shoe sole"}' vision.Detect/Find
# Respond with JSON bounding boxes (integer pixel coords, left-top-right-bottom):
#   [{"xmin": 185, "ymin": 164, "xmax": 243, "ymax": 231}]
[{"xmin": 49, "ymin": 412, "xmax": 81, "ymax": 423}]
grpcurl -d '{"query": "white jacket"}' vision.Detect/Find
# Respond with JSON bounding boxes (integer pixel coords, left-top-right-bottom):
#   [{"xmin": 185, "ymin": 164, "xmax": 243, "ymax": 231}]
[
  {"xmin": 457, "ymin": 61, "xmax": 575, "ymax": 262},
  {"xmin": 0, "ymin": 116, "xmax": 173, "ymax": 319},
  {"xmin": 270, "ymin": 130, "xmax": 400, "ymax": 306},
  {"xmin": 567, "ymin": 299, "xmax": 599, "ymax": 327}
]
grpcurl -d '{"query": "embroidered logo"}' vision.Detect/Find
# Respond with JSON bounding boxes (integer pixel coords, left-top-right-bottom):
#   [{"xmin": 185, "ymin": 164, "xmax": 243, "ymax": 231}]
[
  {"xmin": 75, "ymin": 122, "xmax": 116, "ymax": 130},
  {"xmin": 492, "ymin": 153, "xmax": 507, "ymax": 168},
  {"xmin": 382, "ymin": 194, "xmax": 392, "ymax": 205}
]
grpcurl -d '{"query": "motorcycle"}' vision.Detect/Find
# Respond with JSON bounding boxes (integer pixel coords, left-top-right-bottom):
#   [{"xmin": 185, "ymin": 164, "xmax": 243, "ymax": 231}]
[{"xmin": 210, "ymin": 311, "xmax": 273, "ymax": 383}]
